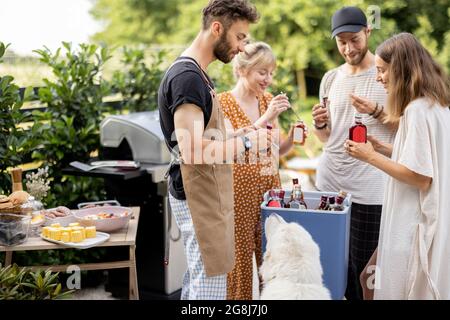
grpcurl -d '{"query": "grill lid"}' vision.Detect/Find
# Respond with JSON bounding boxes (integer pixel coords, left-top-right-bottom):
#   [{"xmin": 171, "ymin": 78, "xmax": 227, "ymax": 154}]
[{"xmin": 100, "ymin": 111, "xmax": 170, "ymax": 164}]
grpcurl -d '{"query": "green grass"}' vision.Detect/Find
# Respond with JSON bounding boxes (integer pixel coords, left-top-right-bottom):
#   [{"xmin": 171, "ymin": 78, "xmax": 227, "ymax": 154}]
[{"xmin": 0, "ymin": 62, "xmax": 54, "ymax": 87}]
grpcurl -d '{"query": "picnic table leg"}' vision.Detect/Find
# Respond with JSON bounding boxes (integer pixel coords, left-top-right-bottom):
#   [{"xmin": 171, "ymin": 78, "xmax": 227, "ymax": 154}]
[
  {"xmin": 129, "ymin": 245, "xmax": 139, "ymax": 300},
  {"xmin": 5, "ymin": 251, "xmax": 13, "ymax": 266}
]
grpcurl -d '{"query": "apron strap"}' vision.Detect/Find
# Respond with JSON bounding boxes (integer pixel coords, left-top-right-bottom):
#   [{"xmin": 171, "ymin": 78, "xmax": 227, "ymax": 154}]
[{"xmin": 163, "ymin": 57, "xmax": 215, "ymax": 179}]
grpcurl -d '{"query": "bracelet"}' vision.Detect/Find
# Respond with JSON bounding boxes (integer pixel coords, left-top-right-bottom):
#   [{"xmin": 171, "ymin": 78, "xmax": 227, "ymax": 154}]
[
  {"xmin": 373, "ymin": 105, "xmax": 384, "ymax": 119},
  {"xmin": 369, "ymin": 102, "xmax": 379, "ymax": 116},
  {"xmin": 314, "ymin": 122, "xmax": 328, "ymax": 130}
]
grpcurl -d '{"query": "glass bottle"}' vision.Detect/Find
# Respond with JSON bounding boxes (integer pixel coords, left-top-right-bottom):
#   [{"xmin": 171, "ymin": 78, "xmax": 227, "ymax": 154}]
[
  {"xmin": 293, "ymin": 120, "xmax": 306, "ymax": 145},
  {"xmin": 279, "ymin": 189, "xmax": 287, "ymax": 208},
  {"xmin": 285, "ymin": 178, "xmax": 298, "ymax": 209},
  {"xmin": 288, "ymin": 179, "xmax": 307, "ymax": 209},
  {"xmin": 316, "ymin": 195, "xmax": 328, "ymax": 210},
  {"xmin": 290, "ymin": 178, "xmax": 299, "ymax": 195},
  {"xmin": 349, "ymin": 114, "xmax": 367, "ymax": 143},
  {"xmin": 332, "ymin": 191, "xmax": 347, "ymax": 211},
  {"xmin": 267, "ymin": 189, "xmax": 282, "ymax": 208},
  {"xmin": 327, "ymin": 196, "xmax": 336, "ymax": 211},
  {"xmin": 10, "ymin": 168, "xmax": 23, "ymax": 192},
  {"xmin": 322, "ymin": 96, "xmax": 329, "ymax": 109}
]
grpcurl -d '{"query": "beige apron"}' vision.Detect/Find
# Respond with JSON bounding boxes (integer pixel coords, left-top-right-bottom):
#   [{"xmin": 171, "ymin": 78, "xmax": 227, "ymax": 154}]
[{"xmin": 167, "ymin": 59, "xmax": 234, "ymax": 277}]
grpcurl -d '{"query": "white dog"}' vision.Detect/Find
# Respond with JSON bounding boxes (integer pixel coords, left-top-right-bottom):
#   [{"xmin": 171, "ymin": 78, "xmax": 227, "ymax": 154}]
[{"xmin": 259, "ymin": 214, "xmax": 331, "ymax": 300}]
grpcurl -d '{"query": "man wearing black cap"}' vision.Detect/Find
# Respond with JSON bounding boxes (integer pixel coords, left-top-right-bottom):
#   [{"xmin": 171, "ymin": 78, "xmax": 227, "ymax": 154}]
[{"xmin": 312, "ymin": 6, "xmax": 396, "ymax": 300}]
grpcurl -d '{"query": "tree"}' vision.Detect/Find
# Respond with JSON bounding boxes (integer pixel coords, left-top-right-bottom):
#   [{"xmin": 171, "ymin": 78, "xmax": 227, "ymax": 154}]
[
  {"xmin": 90, "ymin": 0, "xmax": 449, "ymax": 97},
  {"xmin": 90, "ymin": 0, "xmax": 182, "ymax": 46}
]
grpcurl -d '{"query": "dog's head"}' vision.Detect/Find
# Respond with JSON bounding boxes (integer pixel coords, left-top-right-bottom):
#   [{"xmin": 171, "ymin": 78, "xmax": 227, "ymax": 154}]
[{"xmin": 260, "ymin": 214, "xmax": 324, "ymax": 285}]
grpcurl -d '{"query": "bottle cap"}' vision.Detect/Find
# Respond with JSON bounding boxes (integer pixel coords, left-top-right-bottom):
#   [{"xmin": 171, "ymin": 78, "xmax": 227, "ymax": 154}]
[{"xmin": 338, "ymin": 190, "xmax": 347, "ymax": 198}]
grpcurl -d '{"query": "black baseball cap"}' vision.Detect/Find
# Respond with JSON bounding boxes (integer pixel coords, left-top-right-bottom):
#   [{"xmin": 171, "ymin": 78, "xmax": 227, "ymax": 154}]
[{"xmin": 331, "ymin": 6, "xmax": 367, "ymax": 38}]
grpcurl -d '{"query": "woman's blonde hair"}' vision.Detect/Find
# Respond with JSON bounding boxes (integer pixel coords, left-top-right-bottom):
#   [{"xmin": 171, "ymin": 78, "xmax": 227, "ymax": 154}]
[
  {"xmin": 233, "ymin": 41, "xmax": 276, "ymax": 79},
  {"xmin": 375, "ymin": 33, "xmax": 450, "ymax": 123}
]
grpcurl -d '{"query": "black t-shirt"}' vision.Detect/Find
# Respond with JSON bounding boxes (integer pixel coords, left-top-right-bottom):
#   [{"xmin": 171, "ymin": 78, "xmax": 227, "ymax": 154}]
[{"xmin": 158, "ymin": 57, "xmax": 214, "ymax": 200}]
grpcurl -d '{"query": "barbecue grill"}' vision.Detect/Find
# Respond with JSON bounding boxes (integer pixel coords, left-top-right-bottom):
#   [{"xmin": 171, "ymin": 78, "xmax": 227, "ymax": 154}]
[{"xmin": 64, "ymin": 111, "xmax": 186, "ymax": 299}]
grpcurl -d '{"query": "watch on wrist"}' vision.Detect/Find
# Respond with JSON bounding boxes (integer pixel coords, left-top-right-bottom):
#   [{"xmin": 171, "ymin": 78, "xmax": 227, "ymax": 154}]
[{"xmin": 241, "ymin": 135, "xmax": 252, "ymax": 151}]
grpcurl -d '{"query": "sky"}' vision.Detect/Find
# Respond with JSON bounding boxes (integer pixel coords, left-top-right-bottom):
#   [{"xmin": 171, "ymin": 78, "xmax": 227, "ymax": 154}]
[{"xmin": 0, "ymin": 0, "xmax": 102, "ymax": 56}]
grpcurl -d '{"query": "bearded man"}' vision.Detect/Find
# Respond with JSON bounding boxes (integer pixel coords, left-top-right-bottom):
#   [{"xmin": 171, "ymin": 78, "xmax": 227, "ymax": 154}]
[{"xmin": 158, "ymin": 0, "xmax": 269, "ymax": 300}]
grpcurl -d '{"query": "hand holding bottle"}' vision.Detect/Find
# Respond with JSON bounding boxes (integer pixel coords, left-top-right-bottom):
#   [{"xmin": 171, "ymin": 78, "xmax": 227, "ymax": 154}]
[
  {"xmin": 312, "ymin": 98, "xmax": 329, "ymax": 128},
  {"xmin": 349, "ymin": 114, "xmax": 367, "ymax": 143},
  {"xmin": 288, "ymin": 121, "xmax": 308, "ymax": 145},
  {"xmin": 344, "ymin": 139, "xmax": 376, "ymax": 162}
]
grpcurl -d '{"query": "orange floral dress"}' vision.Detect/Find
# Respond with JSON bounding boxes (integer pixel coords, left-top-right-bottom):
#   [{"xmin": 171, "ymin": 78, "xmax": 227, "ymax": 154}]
[{"xmin": 219, "ymin": 91, "xmax": 281, "ymax": 300}]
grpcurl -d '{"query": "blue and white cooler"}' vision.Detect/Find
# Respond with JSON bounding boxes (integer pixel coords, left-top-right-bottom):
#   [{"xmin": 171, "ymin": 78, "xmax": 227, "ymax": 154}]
[{"xmin": 261, "ymin": 190, "xmax": 351, "ymax": 300}]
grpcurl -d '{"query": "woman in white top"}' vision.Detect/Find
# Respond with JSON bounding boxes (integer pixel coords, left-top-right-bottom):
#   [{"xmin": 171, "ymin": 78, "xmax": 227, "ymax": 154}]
[{"xmin": 345, "ymin": 33, "xmax": 450, "ymax": 299}]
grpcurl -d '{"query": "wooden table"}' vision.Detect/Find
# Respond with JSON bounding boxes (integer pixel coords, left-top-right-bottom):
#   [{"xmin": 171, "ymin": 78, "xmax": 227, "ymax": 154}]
[{"xmin": 0, "ymin": 207, "xmax": 140, "ymax": 300}]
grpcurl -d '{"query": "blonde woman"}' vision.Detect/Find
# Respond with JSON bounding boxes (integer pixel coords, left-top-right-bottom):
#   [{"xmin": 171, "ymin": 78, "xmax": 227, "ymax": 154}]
[
  {"xmin": 218, "ymin": 42, "xmax": 304, "ymax": 300},
  {"xmin": 346, "ymin": 33, "xmax": 450, "ymax": 299}
]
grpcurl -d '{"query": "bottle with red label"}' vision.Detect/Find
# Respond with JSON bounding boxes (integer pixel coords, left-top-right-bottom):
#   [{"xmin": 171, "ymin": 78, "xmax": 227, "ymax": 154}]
[
  {"xmin": 327, "ymin": 196, "xmax": 336, "ymax": 210},
  {"xmin": 316, "ymin": 195, "xmax": 328, "ymax": 210},
  {"xmin": 322, "ymin": 96, "xmax": 329, "ymax": 109},
  {"xmin": 349, "ymin": 114, "xmax": 367, "ymax": 143},
  {"xmin": 332, "ymin": 191, "xmax": 347, "ymax": 211},
  {"xmin": 293, "ymin": 121, "xmax": 306, "ymax": 145},
  {"xmin": 267, "ymin": 189, "xmax": 283, "ymax": 207},
  {"xmin": 287, "ymin": 178, "xmax": 307, "ymax": 209}
]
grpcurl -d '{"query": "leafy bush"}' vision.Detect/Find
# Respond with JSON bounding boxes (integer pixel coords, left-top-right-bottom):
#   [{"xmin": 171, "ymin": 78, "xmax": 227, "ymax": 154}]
[
  {"xmin": 0, "ymin": 263, "xmax": 72, "ymax": 300},
  {"xmin": 0, "ymin": 42, "xmax": 34, "ymax": 194},
  {"xmin": 111, "ymin": 47, "xmax": 166, "ymax": 112},
  {"xmin": 30, "ymin": 42, "xmax": 111, "ymax": 207}
]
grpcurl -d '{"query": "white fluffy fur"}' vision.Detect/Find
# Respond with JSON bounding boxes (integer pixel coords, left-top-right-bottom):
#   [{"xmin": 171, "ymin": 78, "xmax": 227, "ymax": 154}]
[{"xmin": 259, "ymin": 214, "xmax": 331, "ymax": 300}]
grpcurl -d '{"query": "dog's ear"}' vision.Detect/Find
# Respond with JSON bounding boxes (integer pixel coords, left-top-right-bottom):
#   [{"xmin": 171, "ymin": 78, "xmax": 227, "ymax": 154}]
[{"xmin": 265, "ymin": 214, "xmax": 283, "ymax": 240}]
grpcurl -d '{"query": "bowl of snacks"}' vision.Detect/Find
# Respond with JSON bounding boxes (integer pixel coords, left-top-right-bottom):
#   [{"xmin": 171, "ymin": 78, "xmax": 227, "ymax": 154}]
[
  {"xmin": 73, "ymin": 206, "xmax": 133, "ymax": 232},
  {"xmin": 29, "ymin": 212, "xmax": 46, "ymax": 237},
  {"xmin": 0, "ymin": 213, "xmax": 31, "ymax": 246},
  {"xmin": 42, "ymin": 206, "xmax": 77, "ymax": 227}
]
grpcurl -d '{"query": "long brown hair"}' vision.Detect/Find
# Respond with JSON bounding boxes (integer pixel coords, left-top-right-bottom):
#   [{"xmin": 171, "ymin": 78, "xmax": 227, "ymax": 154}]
[{"xmin": 375, "ymin": 33, "xmax": 450, "ymax": 123}]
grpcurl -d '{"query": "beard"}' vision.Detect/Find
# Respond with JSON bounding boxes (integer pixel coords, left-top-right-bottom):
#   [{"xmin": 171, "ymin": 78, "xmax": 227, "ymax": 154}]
[
  {"xmin": 345, "ymin": 44, "xmax": 369, "ymax": 66},
  {"xmin": 213, "ymin": 32, "xmax": 234, "ymax": 64}
]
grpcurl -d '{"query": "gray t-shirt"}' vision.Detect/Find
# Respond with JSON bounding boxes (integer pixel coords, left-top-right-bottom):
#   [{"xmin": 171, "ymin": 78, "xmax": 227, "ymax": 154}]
[{"xmin": 316, "ymin": 65, "xmax": 395, "ymax": 204}]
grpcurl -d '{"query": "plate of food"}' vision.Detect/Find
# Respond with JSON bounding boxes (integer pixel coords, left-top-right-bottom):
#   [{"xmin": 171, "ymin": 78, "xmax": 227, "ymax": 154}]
[
  {"xmin": 73, "ymin": 206, "xmax": 133, "ymax": 232},
  {"xmin": 41, "ymin": 206, "xmax": 77, "ymax": 226},
  {"xmin": 40, "ymin": 223, "xmax": 110, "ymax": 249}
]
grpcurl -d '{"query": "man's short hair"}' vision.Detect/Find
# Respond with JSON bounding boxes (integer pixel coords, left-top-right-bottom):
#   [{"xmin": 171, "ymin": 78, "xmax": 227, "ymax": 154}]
[{"xmin": 202, "ymin": 0, "xmax": 259, "ymax": 30}]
